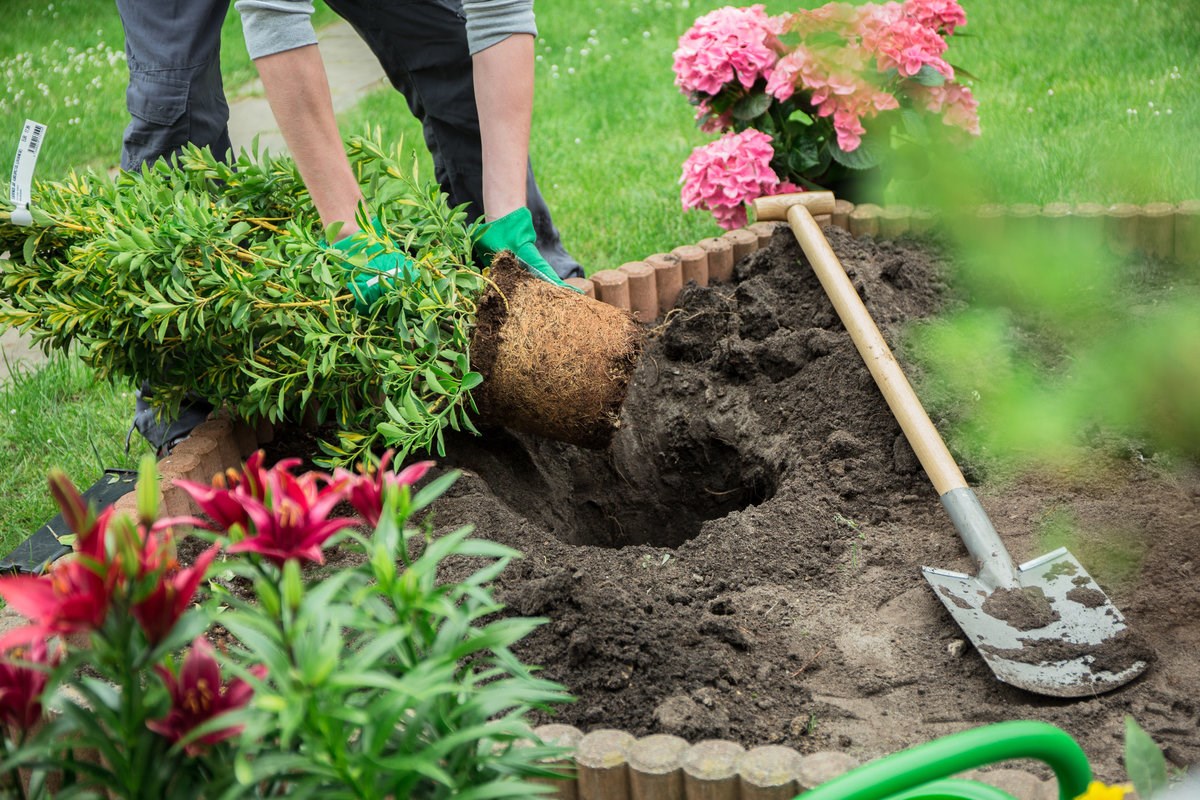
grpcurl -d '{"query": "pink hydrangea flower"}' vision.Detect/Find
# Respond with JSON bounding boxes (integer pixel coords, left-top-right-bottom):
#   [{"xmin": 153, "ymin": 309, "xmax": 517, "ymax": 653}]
[
  {"xmin": 680, "ymin": 129, "xmax": 799, "ymax": 230},
  {"xmin": 677, "ymin": 0, "xmax": 976, "ymax": 202},
  {"xmin": 673, "ymin": 5, "xmax": 784, "ymax": 97},
  {"xmin": 788, "ymin": 1, "xmax": 861, "ymax": 36},
  {"xmin": 764, "ymin": 48, "xmax": 807, "ymax": 101},
  {"xmin": 903, "ymin": 0, "xmax": 967, "ymax": 34},
  {"xmin": 832, "ymin": 108, "xmax": 869, "ymax": 152},
  {"xmin": 857, "ymin": 6, "xmax": 953, "ymax": 79},
  {"xmin": 912, "ymin": 83, "xmax": 981, "ymax": 136}
]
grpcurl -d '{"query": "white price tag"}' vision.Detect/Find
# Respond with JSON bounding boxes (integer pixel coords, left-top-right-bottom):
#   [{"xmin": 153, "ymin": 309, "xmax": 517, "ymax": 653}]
[{"xmin": 9, "ymin": 119, "xmax": 47, "ymax": 226}]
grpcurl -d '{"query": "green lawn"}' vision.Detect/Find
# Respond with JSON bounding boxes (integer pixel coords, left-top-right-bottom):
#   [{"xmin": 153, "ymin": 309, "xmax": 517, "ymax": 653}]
[
  {"xmin": 0, "ymin": 355, "xmax": 151, "ymax": 548},
  {"xmin": 945, "ymin": 0, "xmax": 1198, "ymax": 205},
  {"xmin": 2, "ymin": 0, "xmax": 1198, "ymax": 548},
  {"xmin": 338, "ymin": 0, "xmax": 1199, "ymax": 270}
]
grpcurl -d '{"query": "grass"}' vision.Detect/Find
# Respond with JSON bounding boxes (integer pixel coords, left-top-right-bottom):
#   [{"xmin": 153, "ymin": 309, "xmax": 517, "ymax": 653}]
[
  {"xmin": 339, "ymin": 0, "xmax": 1200, "ymax": 269},
  {"xmin": 0, "ymin": 355, "xmax": 150, "ymax": 547},
  {"xmin": 935, "ymin": 0, "xmax": 1199, "ymax": 205},
  {"xmin": 1, "ymin": 0, "xmax": 1198, "ymax": 547}
]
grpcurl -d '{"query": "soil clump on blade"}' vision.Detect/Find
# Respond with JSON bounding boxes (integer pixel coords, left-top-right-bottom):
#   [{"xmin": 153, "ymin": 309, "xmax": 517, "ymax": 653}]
[
  {"xmin": 981, "ymin": 587, "xmax": 1061, "ymax": 631},
  {"xmin": 265, "ymin": 226, "xmax": 1200, "ymax": 782}
]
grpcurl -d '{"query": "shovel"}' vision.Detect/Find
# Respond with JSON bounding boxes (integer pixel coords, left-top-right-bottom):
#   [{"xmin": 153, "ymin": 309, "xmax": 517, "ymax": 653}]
[{"xmin": 753, "ymin": 193, "xmax": 1150, "ymax": 698}]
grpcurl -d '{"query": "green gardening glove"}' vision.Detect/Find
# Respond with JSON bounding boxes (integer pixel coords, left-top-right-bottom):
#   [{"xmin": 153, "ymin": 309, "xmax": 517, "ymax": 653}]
[
  {"xmin": 329, "ymin": 218, "xmax": 418, "ymax": 313},
  {"xmin": 474, "ymin": 207, "xmax": 583, "ymax": 293}
]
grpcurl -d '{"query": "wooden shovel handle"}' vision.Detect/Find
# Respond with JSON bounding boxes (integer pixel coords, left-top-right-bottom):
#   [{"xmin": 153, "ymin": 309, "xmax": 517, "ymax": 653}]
[{"xmin": 760, "ymin": 198, "xmax": 968, "ymax": 496}]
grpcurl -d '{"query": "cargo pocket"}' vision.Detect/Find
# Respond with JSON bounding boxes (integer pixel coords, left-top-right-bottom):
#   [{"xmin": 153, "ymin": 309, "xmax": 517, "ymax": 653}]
[{"xmin": 122, "ymin": 71, "xmax": 190, "ymax": 170}]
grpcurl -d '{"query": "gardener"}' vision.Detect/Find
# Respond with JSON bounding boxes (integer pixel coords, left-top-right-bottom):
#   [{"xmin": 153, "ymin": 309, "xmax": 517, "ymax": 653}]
[
  {"xmin": 115, "ymin": 0, "xmax": 579, "ymax": 279},
  {"xmin": 115, "ymin": 0, "xmax": 583, "ymax": 453}
]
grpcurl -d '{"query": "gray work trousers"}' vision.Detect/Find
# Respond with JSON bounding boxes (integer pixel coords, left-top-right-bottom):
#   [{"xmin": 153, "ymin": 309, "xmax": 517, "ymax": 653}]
[{"xmin": 115, "ymin": 0, "xmax": 582, "ymax": 278}]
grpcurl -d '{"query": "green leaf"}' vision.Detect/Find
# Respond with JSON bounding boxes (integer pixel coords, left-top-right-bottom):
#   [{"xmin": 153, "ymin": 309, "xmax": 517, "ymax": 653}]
[
  {"xmin": 401, "ymin": 390, "xmax": 423, "ymax": 421},
  {"xmin": 951, "ymin": 63, "xmax": 980, "ymax": 82},
  {"xmin": 732, "ymin": 92, "xmax": 773, "ymax": 121},
  {"xmin": 909, "ymin": 64, "xmax": 947, "ymax": 86},
  {"xmin": 787, "ymin": 108, "xmax": 815, "ymax": 126},
  {"xmin": 423, "ymin": 367, "xmax": 448, "ymax": 395},
  {"xmin": 1125, "ymin": 715, "xmax": 1169, "ymax": 800},
  {"xmin": 787, "ymin": 144, "xmax": 821, "ymax": 177},
  {"xmin": 411, "ymin": 469, "xmax": 461, "ymax": 513},
  {"xmin": 829, "ymin": 136, "xmax": 884, "ymax": 170}
]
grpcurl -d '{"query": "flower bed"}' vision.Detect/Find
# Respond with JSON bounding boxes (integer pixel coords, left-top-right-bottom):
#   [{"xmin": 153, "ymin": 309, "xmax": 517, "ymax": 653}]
[
  {"xmin": 5, "ymin": 208, "xmax": 1196, "ymax": 796},
  {"xmin": 255, "ymin": 225, "xmax": 1199, "ymax": 787}
]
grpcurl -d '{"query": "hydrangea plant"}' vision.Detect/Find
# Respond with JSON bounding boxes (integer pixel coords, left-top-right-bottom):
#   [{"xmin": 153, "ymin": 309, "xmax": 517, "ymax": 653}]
[{"xmin": 674, "ymin": 0, "xmax": 979, "ymax": 227}]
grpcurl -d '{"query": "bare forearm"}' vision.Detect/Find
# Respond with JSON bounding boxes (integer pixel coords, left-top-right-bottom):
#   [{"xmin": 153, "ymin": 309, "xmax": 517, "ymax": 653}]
[
  {"xmin": 254, "ymin": 45, "xmax": 363, "ymax": 235},
  {"xmin": 472, "ymin": 34, "xmax": 534, "ymax": 220}
]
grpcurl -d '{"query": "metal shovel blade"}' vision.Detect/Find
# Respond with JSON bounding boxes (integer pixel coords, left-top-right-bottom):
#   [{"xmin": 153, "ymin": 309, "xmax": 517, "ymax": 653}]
[{"xmin": 924, "ymin": 547, "xmax": 1150, "ymax": 697}]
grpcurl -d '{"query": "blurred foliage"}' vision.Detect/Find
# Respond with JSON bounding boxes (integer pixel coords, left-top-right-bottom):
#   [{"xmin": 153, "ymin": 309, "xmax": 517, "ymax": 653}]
[{"xmin": 902, "ymin": 149, "xmax": 1199, "ymax": 473}]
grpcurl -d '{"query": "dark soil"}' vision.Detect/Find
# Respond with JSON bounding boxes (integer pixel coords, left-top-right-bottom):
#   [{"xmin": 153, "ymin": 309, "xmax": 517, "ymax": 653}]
[
  {"xmin": 269, "ymin": 227, "xmax": 1200, "ymax": 782},
  {"xmin": 981, "ymin": 587, "xmax": 1061, "ymax": 631}
]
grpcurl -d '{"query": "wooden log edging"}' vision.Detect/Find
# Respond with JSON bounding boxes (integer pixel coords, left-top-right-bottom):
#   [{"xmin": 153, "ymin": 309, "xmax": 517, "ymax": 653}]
[
  {"xmin": 826, "ymin": 199, "xmax": 1199, "ymax": 266},
  {"xmin": 576, "ymin": 196, "xmax": 1198, "ymax": 329},
  {"xmin": 530, "ymin": 725, "xmax": 1057, "ymax": 799}
]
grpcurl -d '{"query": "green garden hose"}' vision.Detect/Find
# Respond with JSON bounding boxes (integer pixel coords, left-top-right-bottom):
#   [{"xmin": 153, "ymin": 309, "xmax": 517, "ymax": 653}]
[
  {"xmin": 796, "ymin": 721, "xmax": 1092, "ymax": 800},
  {"xmin": 886, "ymin": 778, "xmax": 1017, "ymax": 800}
]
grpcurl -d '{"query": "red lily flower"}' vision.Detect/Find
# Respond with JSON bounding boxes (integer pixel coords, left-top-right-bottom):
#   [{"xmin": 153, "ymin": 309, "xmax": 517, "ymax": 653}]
[
  {"xmin": 0, "ymin": 639, "xmax": 56, "ymax": 729},
  {"xmin": 148, "ymin": 636, "xmax": 266, "ymax": 756},
  {"xmin": 0, "ymin": 473, "xmax": 124, "ymax": 649},
  {"xmin": 228, "ymin": 469, "xmax": 357, "ymax": 565},
  {"xmin": 175, "ymin": 451, "xmax": 301, "ymax": 533},
  {"xmin": 0, "ymin": 557, "xmax": 113, "ymax": 650},
  {"xmin": 48, "ymin": 470, "xmax": 107, "ymax": 562},
  {"xmin": 133, "ymin": 543, "xmax": 220, "ymax": 645},
  {"xmin": 335, "ymin": 451, "xmax": 435, "ymax": 528}
]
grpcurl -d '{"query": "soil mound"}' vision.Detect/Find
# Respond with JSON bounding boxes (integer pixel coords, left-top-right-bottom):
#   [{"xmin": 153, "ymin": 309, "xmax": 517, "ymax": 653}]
[{"xmin": 293, "ymin": 227, "xmax": 1200, "ymax": 780}]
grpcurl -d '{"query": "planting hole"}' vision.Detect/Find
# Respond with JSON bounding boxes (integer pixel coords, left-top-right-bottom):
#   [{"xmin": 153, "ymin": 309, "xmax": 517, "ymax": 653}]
[
  {"xmin": 443, "ymin": 418, "xmax": 779, "ymax": 550},
  {"xmin": 559, "ymin": 435, "xmax": 778, "ymax": 549}
]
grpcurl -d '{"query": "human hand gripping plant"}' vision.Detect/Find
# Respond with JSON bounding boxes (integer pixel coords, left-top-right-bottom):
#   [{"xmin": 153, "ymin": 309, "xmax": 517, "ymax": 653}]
[
  {"xmin": 674, "ymin": 1, "xmax": 980, "ymax": 228},
  {"xmin": 0, "ymin": 452, "xmax": 571, "ymax": 798}
]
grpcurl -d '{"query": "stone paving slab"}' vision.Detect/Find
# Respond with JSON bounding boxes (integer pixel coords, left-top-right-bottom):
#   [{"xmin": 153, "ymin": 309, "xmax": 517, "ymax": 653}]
[{"xmin": 1, "ymin": 326, "xmax": 46, "ymax": 385}]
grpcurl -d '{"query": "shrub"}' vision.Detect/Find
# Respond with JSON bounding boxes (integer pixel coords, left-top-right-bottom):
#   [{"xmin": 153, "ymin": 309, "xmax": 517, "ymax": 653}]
[{"xmin": 0, "ymin": 133, "xmax": 487, "ymax": 467}]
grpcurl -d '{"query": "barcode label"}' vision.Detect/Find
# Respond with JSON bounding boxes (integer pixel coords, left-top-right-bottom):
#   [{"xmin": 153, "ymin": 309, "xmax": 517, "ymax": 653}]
[
  {"xmin": 9, "ymin": 119, "xmax": 47, "ymax": 209},
  {"xmin": 27, "ymin": 122, "xmax": 45, "ymax": 153}
]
